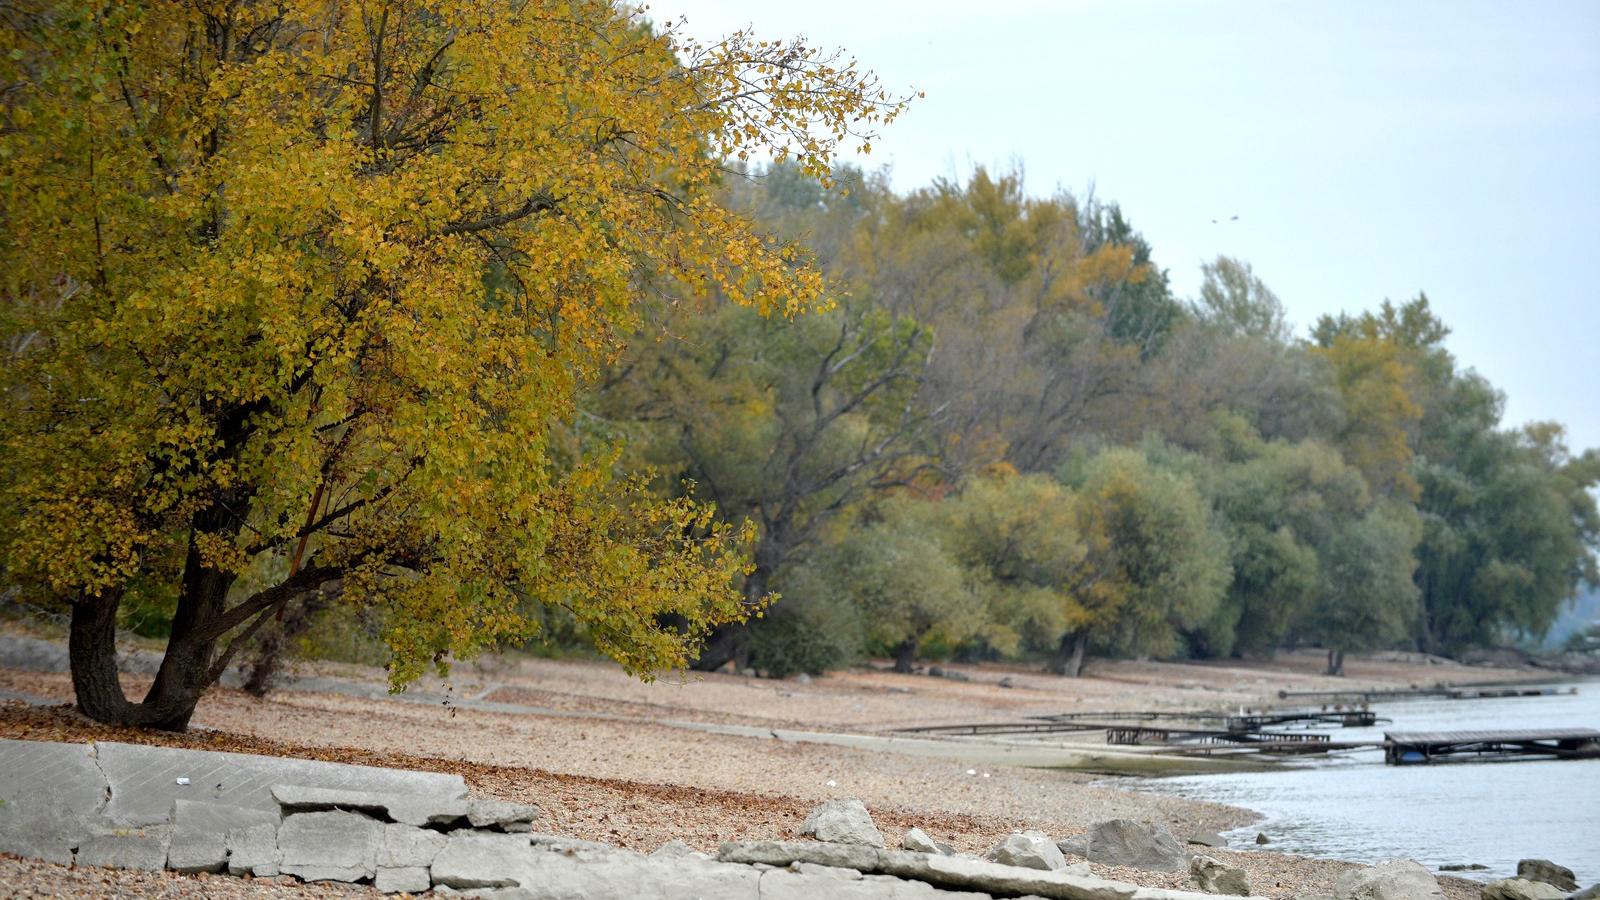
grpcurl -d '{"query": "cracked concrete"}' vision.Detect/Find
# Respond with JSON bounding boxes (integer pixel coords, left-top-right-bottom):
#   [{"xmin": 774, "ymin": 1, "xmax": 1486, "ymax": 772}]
[{"xmin": 0, "ymin": 738, "xmax": 1279, "ymax": 899}]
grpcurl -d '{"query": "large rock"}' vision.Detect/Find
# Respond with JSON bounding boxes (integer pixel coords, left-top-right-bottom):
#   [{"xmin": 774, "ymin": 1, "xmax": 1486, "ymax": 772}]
[
  {"xmin": 984, "ymin": 831, "xmax": 1069, "ymax": 870},
  {"xmin": 1515, "ymin": 860, "xmax": 1578, "ymax": 892},
  {"xmin": 76, "ymin": 825, "xmax": 172, "ymax": 871},
  {"xmin": 277, "ymin": 810, "xmax": 383, "ymax": 882},
  {"xmin": 903, "ymin": 828, "xmax": 953, "ymax": 855},
  {"xmin": 801, "ymin": 799, "xmax": 886, "ymax": 848},
  {"xmin": 167, "ymin": 800, "xmax": 278, "ymax": 874},
  {"xmin": 1570, "ymin": 884, "xmax": 1600, "ymax": 900},
  {"xmin": 1186, "ymin": 831, "xmax": 1227, "ymax": 849},
  {"xmin": 1190, "ymin": 855, "xmax": 1250, "ymax": 896},
  {"xmin": 271, "ymin": 783, "xmax": 469, "ymax": 827},
  {"xmin": 1077, "ymin": 819, "xmax": 1189, "ymax": 873},
  {"xmin": 1480, "ymin": 879, "xmax": 1568, "ymax": 900},
  {"xmin": 1333, "ymin": 859, "xmax": 1445, "ymax": 900}
]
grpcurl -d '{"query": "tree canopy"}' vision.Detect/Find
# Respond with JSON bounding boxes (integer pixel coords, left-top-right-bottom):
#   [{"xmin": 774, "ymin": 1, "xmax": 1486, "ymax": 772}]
[{"xmin": 0, "ymin": 0, "xmax": 909, "ymax": 727}]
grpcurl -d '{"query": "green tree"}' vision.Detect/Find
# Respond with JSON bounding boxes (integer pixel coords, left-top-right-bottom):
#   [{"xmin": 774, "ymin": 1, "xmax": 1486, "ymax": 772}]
[
  {"xmin": 787, "ymin": 501, "xmax": 981, "ymax": 673},
  {"xmin": 1191, "ymin": 256, "xmax": 1292, "ymax": 343},
  {"xmin": 1063, "ymin": 448, "xmax": 1231, "ymax": 670},
  {"xmin": 0, "ymin": 0, "xmax": 907, "ymax": 728}
]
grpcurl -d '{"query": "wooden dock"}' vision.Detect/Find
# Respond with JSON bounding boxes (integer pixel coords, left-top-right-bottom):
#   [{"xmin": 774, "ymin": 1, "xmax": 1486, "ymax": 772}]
[
  {"xmin": 1383, "ymin": 728, "xmax": 1600, "ymax": 765},
  {"xmin": 1278, "ymin": 684, "xmax": 1578, "ymax": 703}
]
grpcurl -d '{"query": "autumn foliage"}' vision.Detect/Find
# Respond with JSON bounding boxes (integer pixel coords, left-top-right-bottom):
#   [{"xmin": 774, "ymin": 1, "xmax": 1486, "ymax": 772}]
[{"xmin": 0, "ymin": 0, "xmax": 909, "ymax": 727}]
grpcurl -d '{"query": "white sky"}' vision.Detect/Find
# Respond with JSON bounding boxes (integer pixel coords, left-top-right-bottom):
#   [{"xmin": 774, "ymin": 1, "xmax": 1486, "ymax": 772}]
[{"xmin": 648, "ymin": 0, "xmax": 1600, "ymax": 454}]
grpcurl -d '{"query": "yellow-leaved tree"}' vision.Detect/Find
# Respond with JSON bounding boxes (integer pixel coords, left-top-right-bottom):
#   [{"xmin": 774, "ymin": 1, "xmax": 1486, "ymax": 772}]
[{"xmin": 0, "ymin": 0, "xmax": 910, "ymax": 729}]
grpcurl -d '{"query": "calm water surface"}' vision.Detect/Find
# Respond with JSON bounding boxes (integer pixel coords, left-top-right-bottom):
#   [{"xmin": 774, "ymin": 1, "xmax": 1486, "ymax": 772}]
[{"xmin": 1131, "ymin": 678, "xmax": 1600, "ymax": 884}]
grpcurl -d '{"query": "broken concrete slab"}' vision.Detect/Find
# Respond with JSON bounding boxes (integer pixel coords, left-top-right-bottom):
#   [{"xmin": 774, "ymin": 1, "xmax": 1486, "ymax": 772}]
[
  {"xmin": 277, "ymin": 810, "xmax": 383, "ymax": 882},
  {"xmin": 167, "ymin": 800, "xmax": 278, "ymax": 874},
  {"xmin": 96, "ymin": 741, "xmax": 466, "ymax": 825},
  {"xmin": 271, "ymin": 783, "xmax": 469, "ymax": 827},
  {"xmin": 75, "ymin": 824, "xmax": 171, "ymax": 871},
  {"xmin": 720, "ymin": 841, "xmax": 1239, "ymax": 900},
  {"xmin": 225, "ymin": 822, "xmax": 280, "ymax": 877},
  {"xmin": 376, "ymin": 865, "xmax": 433, "ymax": 894},
  {"xmin": 0, "ymin": 786, "xmax": 102, "ymax": 865},
  {"xmin": 466, "ymin": 796, "xmax": 540, "ymax": 831},
  {"xmin": 429, "ymin": 831, "xmax": 531, "ymax": 889},
  {"xmin": 720, "ymin": 840, "xmax": 882, "ymax": 873},
  {"xmin": 529, "ymin": 846, "xmax": 761, "ymax": 900},
  {"xmin": 378, "ymin": 822, "xmax": 447, "ymax": 869},
  {"xmin": 0, "ymin": 738, "xmax": 109, "ymax": 818}
]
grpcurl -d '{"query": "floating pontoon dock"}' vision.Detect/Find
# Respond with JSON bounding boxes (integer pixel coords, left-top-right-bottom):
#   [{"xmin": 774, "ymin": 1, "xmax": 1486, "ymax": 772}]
[{"xmin": 1383, "ymin": 728, "xmax": 1600, "ymax": 764}]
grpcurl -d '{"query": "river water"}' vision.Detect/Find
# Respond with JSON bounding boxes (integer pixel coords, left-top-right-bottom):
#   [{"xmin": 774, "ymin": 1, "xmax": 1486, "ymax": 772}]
[{"xmin": 1131, "ymin": 679, "xmax": 1600, "ymax": 884}]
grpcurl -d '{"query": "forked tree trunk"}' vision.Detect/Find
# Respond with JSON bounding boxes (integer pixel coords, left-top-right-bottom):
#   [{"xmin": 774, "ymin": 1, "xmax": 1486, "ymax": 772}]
[
  {"xmin": 1325, "ymin": 648, "xmax": 1346, "ymax": 677},
  {"xmin": 69, "ymin": 588, "xmax": 216, "ymax": 731},
  {"xmin": 69, "ymin": 515, "xmax": 245, "ymax": 730},
  {"xmin": 1049, "ymin": 631, "xmax": 1088, "ymax": 677}
]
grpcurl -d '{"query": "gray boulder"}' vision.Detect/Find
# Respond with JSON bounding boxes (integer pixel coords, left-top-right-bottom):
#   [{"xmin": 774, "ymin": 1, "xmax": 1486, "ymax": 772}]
[
  {"xmin": 902, "ymin": 828, "xmax": 953, "ymax": 855},
  {"xmin": 1190, "ymin": 855, "xmax": 1251, "ymax": 896},
  {"xmin": 1515, "ymin": 860, "xmax": 1578, "ymax": 892},
  {"xmin": 984, "ymin": 831, "xmax": 1068, "ymax": 870},
  {"xmin": 1481, "ymin": 879, "xmax": 1568, "ymax": 900},
  {"xmin": 1077, "ymin": 819, "xmax": 1188, "ymax": 873},
  {"xmin": 1333, "ymin": 859, "xmax": 1445, "ymax": 900},
  {"xmin": 801, "ymin": 799, "xmax": 886, "ymax": 848},
  {"xmin": 1187, "ymin": 830, "xmax": 1227, "ymax": 848},
  {"xmin": 1056, "ymin": 834, "xmax": 1087, "ymax": 858},
  {"xmin": 277, "ymin": 810, "xmax": 383, "ymax": 882}
]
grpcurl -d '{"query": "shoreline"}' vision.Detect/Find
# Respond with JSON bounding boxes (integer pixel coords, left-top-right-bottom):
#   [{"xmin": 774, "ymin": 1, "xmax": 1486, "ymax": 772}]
[{"xmin": 0, "ymin": 630, "xmax": 1571, "ymax": 898}]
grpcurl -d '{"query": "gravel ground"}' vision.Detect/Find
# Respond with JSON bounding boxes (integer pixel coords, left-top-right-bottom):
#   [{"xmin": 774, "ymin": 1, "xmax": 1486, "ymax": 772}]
[{"xmin": 0, "ymin": 643, "xmax": 1513, "ymax": 899}]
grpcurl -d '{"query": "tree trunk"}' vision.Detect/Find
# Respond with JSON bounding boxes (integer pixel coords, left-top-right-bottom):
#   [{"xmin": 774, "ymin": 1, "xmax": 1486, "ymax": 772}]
[
  {"xmin": 893, "ymin": 637, "xmax": 918, "ymax": 674},
  {"xmin": 1049, "ymin": 631, "xmax": 1088, "ymax": 677},
  {"xmin": 68, "ymin": 588, "xmax": 208, "ymax": 730},
  {"xmin": 242, "ymin": 590, "xmax": 333, "ymax": 696},
  {"xmin": 68, "ymin": 589, "xmax": 137, "ymax": 723},
  {"xmin": 70, "ymin": 512, "xmax": 246, "ymax": 730},
  {"xmin": 1325, "ymin": 647, "xmax": 1345, "ymax": 677},
  {"xmin": 689, "ymin": 565, "xmax": 766, "ymax": 673}
]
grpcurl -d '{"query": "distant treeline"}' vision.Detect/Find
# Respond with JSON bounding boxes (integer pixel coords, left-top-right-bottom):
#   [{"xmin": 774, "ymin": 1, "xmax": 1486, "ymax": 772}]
[{"xmin": 583, "ymin": 165, "xmax": 1598, "ymax": 676}]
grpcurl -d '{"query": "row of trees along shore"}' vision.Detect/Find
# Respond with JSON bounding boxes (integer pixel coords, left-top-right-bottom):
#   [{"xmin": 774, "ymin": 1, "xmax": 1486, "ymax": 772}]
[
  {"xmin": 601, "ymin": 165, "xmax": 1599, "ymax": 679},
  {"xmin": 2, "ymin": 1, "xmax": 1595, "ymax": 730}
]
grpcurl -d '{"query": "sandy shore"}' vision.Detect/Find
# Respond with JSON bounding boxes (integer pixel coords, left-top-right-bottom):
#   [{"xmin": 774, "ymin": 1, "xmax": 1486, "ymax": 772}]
[{"xmin": 1, "ymin": 642, "xmax": 1536, "ymax": 898}]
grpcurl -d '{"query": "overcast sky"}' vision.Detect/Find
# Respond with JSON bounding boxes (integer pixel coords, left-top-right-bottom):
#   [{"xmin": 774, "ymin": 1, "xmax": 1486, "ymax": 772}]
[{"xmin": 650, "ymin": 0, "xmax": 1600, "ymax": 453}]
